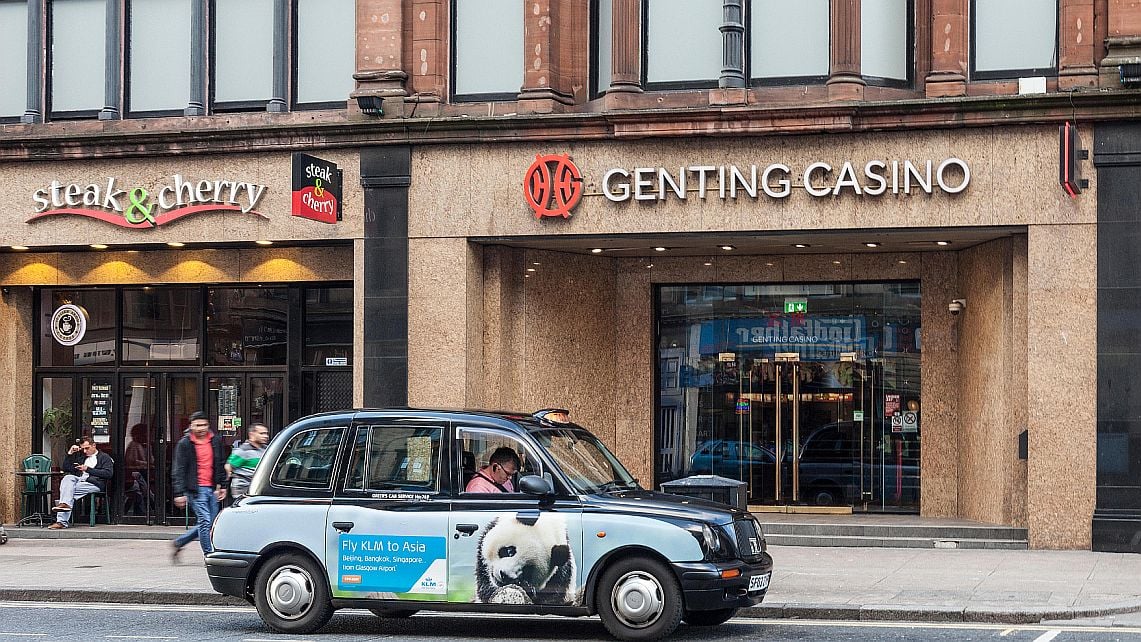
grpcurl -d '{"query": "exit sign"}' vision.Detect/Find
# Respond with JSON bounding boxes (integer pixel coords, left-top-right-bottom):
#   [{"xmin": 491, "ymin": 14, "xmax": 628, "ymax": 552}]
[{"xmin": 784, "ymin": 298, "xmax": 808, "ymax": 313}]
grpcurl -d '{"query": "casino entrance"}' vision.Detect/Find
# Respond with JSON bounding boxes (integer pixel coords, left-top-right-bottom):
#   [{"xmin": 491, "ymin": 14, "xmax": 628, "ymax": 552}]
[{"xmin": 656, "ymin": 283, "xmax": 921, "ymax": 513}]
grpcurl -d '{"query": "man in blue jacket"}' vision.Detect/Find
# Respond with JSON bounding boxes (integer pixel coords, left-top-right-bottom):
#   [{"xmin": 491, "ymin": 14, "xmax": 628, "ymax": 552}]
[
  {"xmin": 48, "ymin": 437, "xmax": 113, "ymax": 529},
  {"xmin": 171, "ymin": 411, "xmax": 227, "ymax": 560}
]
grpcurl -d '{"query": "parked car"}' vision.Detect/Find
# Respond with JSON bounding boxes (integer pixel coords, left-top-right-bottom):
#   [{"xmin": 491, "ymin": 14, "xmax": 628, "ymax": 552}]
[{"xmin": 206, "ymin": 409, "xmax": 773, "ymax": 641}]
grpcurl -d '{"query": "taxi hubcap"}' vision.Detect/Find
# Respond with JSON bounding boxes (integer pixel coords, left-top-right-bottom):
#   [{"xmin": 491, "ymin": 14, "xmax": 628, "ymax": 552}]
[
  {"xmin": 611, "ymin": 570, "xmax": 664, "ymax": 628},
  {"xmin": 266, "ymin": 565, "xmax": 314, "ymax": 620}
]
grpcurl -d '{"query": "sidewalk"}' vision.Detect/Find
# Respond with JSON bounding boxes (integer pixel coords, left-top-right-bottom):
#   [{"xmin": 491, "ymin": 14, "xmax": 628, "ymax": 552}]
[{"xmin": 1, "ymin": 532, "xmax": 1140, "ymax": 625}]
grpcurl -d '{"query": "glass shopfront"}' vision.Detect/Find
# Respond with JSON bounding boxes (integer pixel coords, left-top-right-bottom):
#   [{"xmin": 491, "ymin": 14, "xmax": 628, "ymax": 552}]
[
  {"xmin": 33, "ymin": 283, "xmax": 353, "ymax": 525},
  {"xmin": 656, "ymin": 283, "xmax": 922, "ymax": 512}
]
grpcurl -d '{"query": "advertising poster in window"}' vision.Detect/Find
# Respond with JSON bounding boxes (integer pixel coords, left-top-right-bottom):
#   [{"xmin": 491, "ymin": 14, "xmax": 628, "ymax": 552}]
[{"xmin": 89, "ymin": 382, "xmax": 111, "ymax": 443}]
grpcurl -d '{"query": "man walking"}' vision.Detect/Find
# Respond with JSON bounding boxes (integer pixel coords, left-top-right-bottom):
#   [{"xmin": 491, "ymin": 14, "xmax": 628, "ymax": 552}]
[
  {"xmin": 171, "ymin": 411, "xmax": 227, "ymax": 560},
  {"xmin": 226, "ymin": 422, "xmax": 269, "ymax": 499},
  {"xmin": 48, "ymin": 437, "xmax": 113, "ymax": 529}
]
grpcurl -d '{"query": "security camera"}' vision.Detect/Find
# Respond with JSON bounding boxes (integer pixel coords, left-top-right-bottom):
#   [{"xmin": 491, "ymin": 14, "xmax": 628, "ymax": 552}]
[{"xmin": 948, "ymin": 299, "xmax": 966, "ymax": 315}]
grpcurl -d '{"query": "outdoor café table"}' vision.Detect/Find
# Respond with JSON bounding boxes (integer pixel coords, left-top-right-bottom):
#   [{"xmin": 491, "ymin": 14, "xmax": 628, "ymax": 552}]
[{"xmin": 14, "ymin": 470, "xmax": 62, "ymax": 527}]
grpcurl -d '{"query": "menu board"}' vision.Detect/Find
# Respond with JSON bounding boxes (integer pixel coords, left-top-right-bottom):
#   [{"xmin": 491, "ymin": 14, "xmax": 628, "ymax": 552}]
[{"xmin": 89, "ymin": 382, "xmax": 111, "ymax": 443}]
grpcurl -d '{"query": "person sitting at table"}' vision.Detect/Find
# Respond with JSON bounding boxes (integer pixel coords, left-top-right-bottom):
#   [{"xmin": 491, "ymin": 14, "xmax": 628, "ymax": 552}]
[{"xmin": 48, "ymin": 436, "xmax": 113, "ymax": 529}]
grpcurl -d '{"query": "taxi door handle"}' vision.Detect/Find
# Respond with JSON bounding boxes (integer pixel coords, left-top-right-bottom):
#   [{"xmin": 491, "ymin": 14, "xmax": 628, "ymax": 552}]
[
  {"xmin": 456, "ymin": 523, "xmax": 479, "ymax": 536},
  {"xmin": 332, "ymin": 521, "xmax": 354, "ymax": 533}
]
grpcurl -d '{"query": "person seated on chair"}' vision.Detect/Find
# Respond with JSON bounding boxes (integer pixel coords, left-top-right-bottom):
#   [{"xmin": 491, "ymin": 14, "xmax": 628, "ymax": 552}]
[
  {"xmin": 464, "ymin": 446, "xmax": 520, "ymax": 493},
  {"xmin": 48, "ymin": 437, "xmax": 113, "ymax": 529}
]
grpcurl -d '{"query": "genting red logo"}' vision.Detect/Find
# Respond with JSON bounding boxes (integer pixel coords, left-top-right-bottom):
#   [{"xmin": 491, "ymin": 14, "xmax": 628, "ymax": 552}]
[{"xmin": 523, "ymin": 153, "xmax": 583, "ymax": 219}]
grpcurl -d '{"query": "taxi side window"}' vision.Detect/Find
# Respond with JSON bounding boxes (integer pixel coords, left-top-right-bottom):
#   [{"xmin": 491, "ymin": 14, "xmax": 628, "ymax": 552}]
[
  {"xmin": 270, "ymin": 427, "xmax": 345, "ymax": 490},
  {"xmin": 343, "ymin": 424, "xmax": 444, "ymax": 493},
  {"xmin": 457, "ymin": 428, "xmax": 541, "ymax": 494}
]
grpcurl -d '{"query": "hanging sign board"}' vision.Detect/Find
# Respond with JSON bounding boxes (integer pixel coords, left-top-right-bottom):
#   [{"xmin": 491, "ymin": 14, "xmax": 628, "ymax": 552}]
[{"xmin": 292, "ymin": 153, "xmax": 342, "ymax": 224}]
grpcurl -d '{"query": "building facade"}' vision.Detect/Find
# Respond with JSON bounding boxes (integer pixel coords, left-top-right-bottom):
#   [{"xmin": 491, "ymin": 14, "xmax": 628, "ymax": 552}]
[{"xmin": 0, "ymin": 0, "xmax": 1139, "ymax": 551}]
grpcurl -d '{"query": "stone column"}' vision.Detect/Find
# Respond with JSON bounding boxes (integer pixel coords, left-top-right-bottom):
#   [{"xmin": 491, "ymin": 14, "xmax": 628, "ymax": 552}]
[
  {"xmin": 353, "ymin": 0, "xmax": 409, "ymax": 115},
  {"xmin": 518, "ymin": 0, "xmax": 576, "ymax": 112},
  {"xmin": 605, "ymin": 0, "xmax": 641, "ymax": 107},
  {"xmin": 0, "ymin": 286, "xmax": 34, "ymax": 524},
  {"xmin": 926, "ymin": 0, "xmax": 968, "ymax": 97},
  {"xmin": 407, "ymin": 0, "xmax": 446, "ymax": 105},
  {"xmin": 827, "ymin": 0, "xmax": 865, "ymax": 101},
  {"xmin": 22, "ymin": 0, "xmax": 43, "ymax": 124},
  {"xmin": 1099, "ymin": 0, "xmax": 1141, "ymax": 87},
  {"xmin": 1059, "ymin": 0, "xmax": 1098, "ymax": 88},
  {"xmin": 98, "ymin": 0, "xmax": 121, "ymax": 120}
]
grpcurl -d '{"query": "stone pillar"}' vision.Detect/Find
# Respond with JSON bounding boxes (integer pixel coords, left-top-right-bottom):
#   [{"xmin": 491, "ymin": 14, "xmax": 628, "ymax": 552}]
[
  {"xmin": 605, "ymin": 0, "xmax": 641, "ymax": 107},
  {"xmin": 926, "ymin": 0, "xmax": 968, "ymax": 98},
  {"xmin": 827, "ymin": 0, "xmax": 865, "ymax": 102},
  {"xmin": 0, "ymin": 287, "xmax": 34, "ymax": 524},
  {"xmin": 353, "ymin": 0, "xmax": 410, "ymax": 115},
  {"xmin": 1059, "ymin": 0, "xmax": 1098, "ymax": 89},
  {"xmin": 1099, "ymin": 0, "xmax": 1141, "ymax": 87},
  {"xmin": 98, "ymin": 0, "xmax": 121, "ymax": 120},
  {"xmin": 22, "ymin": 0, "xmax": 43, "ymax": 124},
  {"xmin": 519, "ymin": 0, "xmax": 575, "ymax": 112},
  {"xmin": 407, "ymin": 0, "xmax": 446, "ymax": 104}
]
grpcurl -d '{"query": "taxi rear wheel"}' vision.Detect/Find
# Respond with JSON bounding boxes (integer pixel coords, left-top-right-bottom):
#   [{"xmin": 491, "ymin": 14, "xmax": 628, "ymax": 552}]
[
  {"xmin": 597, "ymin": 556, "xmax": 683, "ymax": 641},
  {"xmin": 368, "ymin": 608, "xmax": 419, "ymax": 618},
  {"xmin": 682, "ymin": 607, "xmax": 737, "ymax": 626},
  {"xmin": 253, "ymin": 553, "xmax": 334, "ymax": 634}
]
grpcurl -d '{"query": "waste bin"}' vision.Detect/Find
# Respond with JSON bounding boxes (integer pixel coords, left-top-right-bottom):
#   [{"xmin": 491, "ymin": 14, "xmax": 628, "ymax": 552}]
[{"xmin": 660, "ymin": 474, "xmax": 747, "ymax": 511}]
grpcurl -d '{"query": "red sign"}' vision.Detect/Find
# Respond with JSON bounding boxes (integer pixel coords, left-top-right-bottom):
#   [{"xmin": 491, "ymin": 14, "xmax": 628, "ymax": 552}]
[
  {"xmin": 523, "ymin": 154, "xmax": 583, "ymax": 219},
  {"xmin": 292, "ymin": 153, "xmax": 342, "ymax": 224}
]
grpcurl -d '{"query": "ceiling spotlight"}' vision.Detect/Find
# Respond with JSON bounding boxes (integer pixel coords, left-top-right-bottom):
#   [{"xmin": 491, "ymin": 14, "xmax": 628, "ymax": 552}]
[
  {"xmin": 765, "ymin": 262, "xmax": 774, "ymax": 267},
  {"xmin": 703, "ymin": 261, "xmax": 713, "ymax": 266},
  {"xmin": 255, "ymin": 240, "xmax": 273, "ymax": 246},
  {"xmin": 167, "ymin": 242, "xmax": 185, "ymax": 247},
  {"xmin": 936, "ymin": 241, "xmax": 950, "ymax": 246},
  {"xmin": 90, "ymin": 244, "xmax": 108, "ymax": 250},
  {"xmin": 526, "ymin": 268, "xmax": 536, "ymax": 272},
  {"xmin": 646, "ymin": 263, "xmax": 654, "ymax": 269},
  {"xmin": 590, "ymin": 248, "xmax": 603, "ymax": 254},
  {"xmin": 10, "ymin": 245, "xmax": 29, "ymax": 251},
  {"xmin": 898, "ymin": 260, "xmax": 908, "ymax": 264},
  {"xmin": 654, "ymin": 247, "xmax": 667, "ymax": 252},
  {"xmin": 532, "ymin": 261, "xmax": 541, "ymax": 265},
  {"xmin": 833, "ymin": 260, "xmax": 842, "ymax": 265},
  {"xmin": 793, "ymin": 243, "xmax": 809, "ymax": 248},
  {"xmin": 864, "ymin": 242, "xmax": 880, "ymax": 248},
  {"xmin": 720, "ymin": 245, "xmax": 735, "ymax": 251}
]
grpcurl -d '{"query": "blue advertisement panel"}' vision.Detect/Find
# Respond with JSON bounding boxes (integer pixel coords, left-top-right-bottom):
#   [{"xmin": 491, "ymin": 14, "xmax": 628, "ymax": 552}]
[
  {"xmin": 698, "ymin": 316, "xmax": 871, "ymax": 361},
  {"xmin": 338, "ymin": 534, "xmax": 448, "ymax": 595}
]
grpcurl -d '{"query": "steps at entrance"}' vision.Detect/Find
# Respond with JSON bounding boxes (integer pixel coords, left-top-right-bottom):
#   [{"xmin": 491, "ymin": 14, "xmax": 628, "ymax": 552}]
[{"xmin": 756, "ymin": 519, "xmax": 1029, "ymax": 549}]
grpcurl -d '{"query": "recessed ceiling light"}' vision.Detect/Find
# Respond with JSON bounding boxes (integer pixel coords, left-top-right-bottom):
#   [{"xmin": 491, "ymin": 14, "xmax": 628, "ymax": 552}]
[
  {"xmin": 898, "ymin": 260, "xmax": 907, "ymax": 264},
  {"xmin": 532, "ymin": 261, "xmax": 540, "ymax": 265},
  {"xmin": 646, "ymin": 263, "xmax": 654, "ymax": 268},
  {"xmin": 936, "ymin": 240, "xmax": 950, "ymax": 246},
  {"xmin": 255, "ymin": 240, "xmax": 273, "ymax": 246},
  {"xmin": 590, "ymin": 248, "xmax": 603, "ymax": 254},
  {"xmin": 526, "ymin": 268, "xmax": 536, "ymax": 272},
  {"xmin": 654, "ymin": 247, "xmax": 667, "ymax": 252},
  {"xmin": 10, "ymin": 245, "xmax": 29, "ymax": 251},
  {"xmin": 833, "ymin": 260, "xmax": 842, "ymax": 265},
  {"xmin": 167, "ymin": 242, "xmax": 185, "ymax": 247},
  {"xmin": 90, "ymin": 244, "xmax": 108, "ymax": 250},
  {"xmin": 793, "ymin": 244, "xmax": 809, "ymax": 248},
  {"xmin": 703, "ymin": 261, "xmax": 713, "ymax": 266},
  {"xmin": 864, "ymin": 242, "xmax": 880, "ymax": 248},
  {"xmin": 720, "ymin": 245, "xmax": 735, "ymax": 251},
  {"xmin": 126, "ymin": 250, "xmax": 139, "ymax": 254},
  {"xmin": 525, "ymin": 273, "xmax": 531, "ymax": 278},
  {"xmin": 765, "ymin": 262, "xmax": 774, "ymax": 267}
]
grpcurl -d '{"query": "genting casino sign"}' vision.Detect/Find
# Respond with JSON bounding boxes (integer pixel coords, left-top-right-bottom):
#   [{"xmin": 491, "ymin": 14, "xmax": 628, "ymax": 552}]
[{"xmin": 523, "ymin": 155, "xmax": 970, "ymax": 218}]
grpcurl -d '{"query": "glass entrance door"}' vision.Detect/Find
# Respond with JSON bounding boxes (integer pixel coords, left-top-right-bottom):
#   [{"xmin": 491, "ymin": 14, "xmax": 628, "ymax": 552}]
[{"xmin": 207, "ymin": 373, "xmax": 286, "ymax": 451}]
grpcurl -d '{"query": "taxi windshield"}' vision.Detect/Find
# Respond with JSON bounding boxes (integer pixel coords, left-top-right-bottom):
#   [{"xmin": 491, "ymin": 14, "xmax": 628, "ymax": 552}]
[{"xmin": 533, "ymin": 427, "xmax": 639, "ymax": 493}]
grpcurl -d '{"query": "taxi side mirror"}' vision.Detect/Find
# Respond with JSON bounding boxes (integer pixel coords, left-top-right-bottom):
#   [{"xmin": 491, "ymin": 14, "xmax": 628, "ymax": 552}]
[{"xmin": 518, "ymin": 474, "xmax": 554, "ymax": 496}]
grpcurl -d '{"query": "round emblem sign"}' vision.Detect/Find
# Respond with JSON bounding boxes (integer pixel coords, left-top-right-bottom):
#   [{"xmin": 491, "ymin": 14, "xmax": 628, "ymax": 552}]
[
  {"xmin": 51, "ymin": 304, "xmax": 88, "ymax": 346},
  {"xmin": 523, "ymin": 153, "xmax": 584, "ymax": 219}
]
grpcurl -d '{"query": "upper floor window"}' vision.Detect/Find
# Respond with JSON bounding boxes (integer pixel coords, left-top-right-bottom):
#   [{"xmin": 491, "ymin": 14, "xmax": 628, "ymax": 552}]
[
  {"xmin": 861, "ymin": 0, "xmax": 911, "ymax": 84},
  {"xmin": 750, "ymin": 0, "xmax": 830, "ymax": 84},
  {"xmin": 295, "ymin": 0, "xmax": 355, "ymax": 107},
  {"xmin": 128, "ymin": 0, "xmax": 192, "ymax": 115},
  {"xmin": 214, "ymin": 0, "xmax": 275, "ymax": 109},
  {"xmin": 644, "ymin": 0, "xmax": 722, "ymax": 88},
  {"xmin": 972, "ymin": 0, "xmax": 1058, "ymax": 78},
  {"xmin": 591, "ymin": 0, "xmax": 613, "ymax": 96},
  {"xmin": 0, "ymin": 0, "xmax": 27, "ymax": 120},
  {"xmin": 451, "ymin": 0, "xmax": 524, "ymax": 100},
  {"xmin": 49, "ymin": 0, "xmax": 106, "ymax": 118}
]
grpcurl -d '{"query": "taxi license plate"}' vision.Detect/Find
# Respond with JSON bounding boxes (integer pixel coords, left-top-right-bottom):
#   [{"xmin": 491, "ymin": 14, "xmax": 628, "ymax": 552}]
[{"xmin": 747, "ymin": 573, "xmax": 770, "ymax": 593}]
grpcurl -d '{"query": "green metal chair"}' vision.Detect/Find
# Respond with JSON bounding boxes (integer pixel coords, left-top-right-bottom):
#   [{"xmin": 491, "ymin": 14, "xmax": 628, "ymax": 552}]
[
  {"xmin": 20, "ymin": 454, "xmax": 52, "ymax": 521},
  {"xmin": 76, "ymin": 489, "xmax": 111, "ymax": 527}
]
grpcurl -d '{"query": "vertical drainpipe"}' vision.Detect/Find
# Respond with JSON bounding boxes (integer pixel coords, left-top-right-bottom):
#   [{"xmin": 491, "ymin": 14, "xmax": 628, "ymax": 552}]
[
  {"xmin": 268, "ymin": 0, "xmax": 288, "ymax": 112},
  {"xmin": 719, "ymin": 0, "xmax": 745, "ymax": 88},
  {"xmin": 99, "ymin": 0, "xmax": 121, "ymax": 120},
  {"xmin": 22, "ymin": 0, "xmax": 43, "ymax": 124},
  {"xmin": 185, "ymin": 0, "xmax": 206, "ymax": 116}
]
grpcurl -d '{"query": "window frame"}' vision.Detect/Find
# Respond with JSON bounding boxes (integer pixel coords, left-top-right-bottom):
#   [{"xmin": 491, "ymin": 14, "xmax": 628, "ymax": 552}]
[
  {"xmin": 589, "ymin": 0, "xmax": 606, "ymax": 99},
  {"xmin": 46, "ymin": 0, "xmax": 107, "ymax": 120},
  {"xmin": 0, "ymin": 0, "xmax": 29, "ymax": 123},
  {"xmin": 448, "ymin": 0, "xmax": 524, "ymax": 103},
  {"xmin": 859, "ymin": 0, "xmax": 914, "ymax": 89},
  {"xmin": 268, "ymin": 425, "xmax": 347, "ymax": 492},
  {"xmin": 123, "ymin": 0, "xmax": 194, "ymax": 119},
  {"xmin": 456, "ymin": 426, "xmax": 545, "ymax": 496},
  {"xmin": 640, "ymin": 0, "xmax": 721, "ymax": 91},
  {"xmin": 969, "ymin": 0, "xmax": 1060, "ymax": 81},
  {"xmin": 208, "ymin": 0, "xmax": 275, "ymax": 113},
  {"xmin": 290, "ymin": 0, "xmax": 353, "ymax": 111},
  {"xmin": 341, "ymin": 423, "xmax": 448, "ymax": 495},
  {"xmin": 745, "ymin": 0, "xmax": 831, "ymax": 87}
]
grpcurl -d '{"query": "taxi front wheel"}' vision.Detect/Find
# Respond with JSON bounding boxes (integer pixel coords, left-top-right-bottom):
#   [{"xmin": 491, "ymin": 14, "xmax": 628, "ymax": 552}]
[
  {"xmin": 254, "ymin": 553, "xmax": 335, "ymax": 634},
  {"xmin": 597, "ymin": 556, "xmax": 684, "ymax": 641}
]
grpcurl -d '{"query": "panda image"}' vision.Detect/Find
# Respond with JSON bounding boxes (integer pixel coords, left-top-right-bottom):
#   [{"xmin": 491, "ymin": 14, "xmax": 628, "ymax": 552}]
[{"xmin": 474, "ymin": 513, "xmax": 578, "ymax": 605}]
